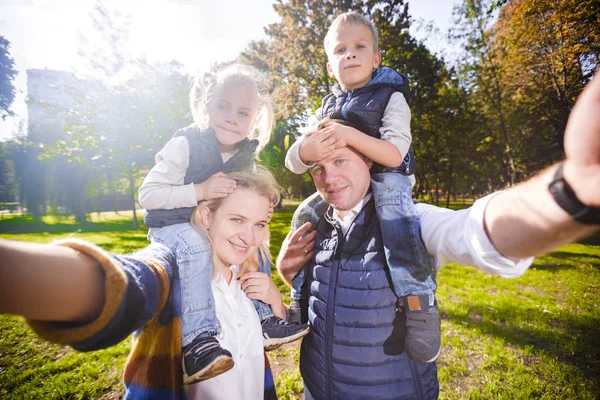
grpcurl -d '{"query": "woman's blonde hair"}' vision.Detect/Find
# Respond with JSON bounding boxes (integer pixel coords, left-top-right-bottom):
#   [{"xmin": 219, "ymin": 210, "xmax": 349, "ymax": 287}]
[
  {"xmin": 189, "ymin": 63, "xmax": 274, "ymax": 155},
  {"xmin": 190, "ymin": 166, "xmax": 281, "ymax": 278}
]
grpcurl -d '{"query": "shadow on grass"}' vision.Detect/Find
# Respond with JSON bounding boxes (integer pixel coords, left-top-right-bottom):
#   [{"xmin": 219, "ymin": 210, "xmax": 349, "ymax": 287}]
[
  {"xmin": 444, "ymin": 304, "xmax": 600, "ymax": 383},
  {"xmin": 0, "ymin": 215, "xmax": 147, "ymax": 234},
  {"xmin": 534, "ymin": 251, "xmax": 600, "ymax": 272}
]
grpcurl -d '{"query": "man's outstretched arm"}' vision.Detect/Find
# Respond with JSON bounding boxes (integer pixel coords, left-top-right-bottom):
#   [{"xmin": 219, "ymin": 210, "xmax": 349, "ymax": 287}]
[{"xmin": 484, "ymin": 74, "xmax": 600, "ymax": 260}]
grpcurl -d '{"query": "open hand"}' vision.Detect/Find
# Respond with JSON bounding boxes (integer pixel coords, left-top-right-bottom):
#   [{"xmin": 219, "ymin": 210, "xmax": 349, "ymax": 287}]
[
  {"xmin": 563, "ymin": 73, "xmax": 600, "ymax": 208},
  {"xmin": 320, "ymin": 121, "xmax": 351, "ymax": 149},
  {"xmin": 194, "ymin": 172, "xmax": 237, "ymax": 201},
  {"xmin": 298, "ymin": 129, "xmax": 339, "ymax": 163},
  {"xmin": 276, "ymin": 222, "xmax": 317, "ymax": 284}
]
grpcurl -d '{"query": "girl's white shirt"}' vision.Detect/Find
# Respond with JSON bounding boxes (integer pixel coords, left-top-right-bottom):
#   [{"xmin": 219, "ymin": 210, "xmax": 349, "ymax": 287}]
[
  {"xmin": 184, "ymin": 265, "xmax": 265, "ymax": 400},
  {"xmin": 138, "ymin": 135, "xmax": 236, "ymax": 211}
]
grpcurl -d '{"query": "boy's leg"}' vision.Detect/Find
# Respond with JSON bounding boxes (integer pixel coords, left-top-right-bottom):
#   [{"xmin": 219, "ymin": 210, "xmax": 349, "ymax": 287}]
[
  {"xmin": 371, "ymin": 173, "xmax": 440, "ymax": 363},
  {"xmin": 148, "ymin": 223, "xmax": 233, "ymax": 383},
  {"xmin": 252, "ymin": 249, "xmax": 310, "ymax": 351}
]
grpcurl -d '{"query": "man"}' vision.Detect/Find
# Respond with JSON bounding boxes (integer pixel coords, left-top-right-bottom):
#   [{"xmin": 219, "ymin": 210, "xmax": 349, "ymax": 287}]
[{"xmin": 277, "ymin": 74, "xmax": 600, "ymax": 400}]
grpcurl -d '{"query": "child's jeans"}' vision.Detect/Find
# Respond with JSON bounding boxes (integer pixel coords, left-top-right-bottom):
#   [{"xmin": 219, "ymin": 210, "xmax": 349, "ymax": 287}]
[
  {"xmin": 291, "ymin": 173, "xmax": 436, "ymax": 306},
  {"xmin": 148, "ymin": 222, "xmax": 274, "ymax": 347}
]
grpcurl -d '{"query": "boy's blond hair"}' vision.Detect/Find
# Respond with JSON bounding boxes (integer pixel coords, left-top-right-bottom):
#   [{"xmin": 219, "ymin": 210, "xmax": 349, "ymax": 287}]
[
  {"xmin": 190, "ymin": 166, "xmax": 281, "ymax": 278},
  {"xmin": 324, "ymin": 11, "xmax": 380, "ymax": 54}
]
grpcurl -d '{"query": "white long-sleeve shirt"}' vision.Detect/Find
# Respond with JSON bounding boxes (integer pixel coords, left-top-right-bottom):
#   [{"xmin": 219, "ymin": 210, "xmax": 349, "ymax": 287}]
[
  {"xmin": 184, "ymin": 265, "xmax": 264, "ymax": 400},
  {"xmin": 335, "ymin": 193, "xmax": 534, "ymax": 278},
  {"xmin": 138, "ymin": 136, "xmax": 235, "ymax": 210},
  {"xmin": 285, "ymin": 92, "xmax": 411, "ymax": 175}
]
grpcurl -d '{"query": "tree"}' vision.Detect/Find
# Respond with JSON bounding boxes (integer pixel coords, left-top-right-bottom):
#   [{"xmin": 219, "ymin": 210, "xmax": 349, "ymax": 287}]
[
  {"xmin": 452, "ymin": 0, "xmax": 517, "ymax": 187},
  {"xmin": 32, "ymin": 1, "xmax": 190, "ymax": 225},
  {"xmin": 0, "ymin": 142, "xmax": 17, "ymax": 203},
  {"xmin": 494, "ymin": 0, "xmax": 599, "ymax": 158},
  {"xmin": 0, "ymin": 36, "xmax": 17, "ymax": 120}
]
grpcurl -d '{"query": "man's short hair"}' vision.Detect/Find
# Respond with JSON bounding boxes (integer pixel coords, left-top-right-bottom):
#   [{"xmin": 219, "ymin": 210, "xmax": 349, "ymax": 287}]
[{"xmin": 324, "ymin": 11, "xmax": 380, "ymax": 54}]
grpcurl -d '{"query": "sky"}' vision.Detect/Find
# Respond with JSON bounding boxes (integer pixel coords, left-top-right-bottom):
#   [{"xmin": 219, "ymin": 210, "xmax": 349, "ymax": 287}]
[{"xmin": 0, "ymin": 0, "xmax": 458, "ymax": 140}]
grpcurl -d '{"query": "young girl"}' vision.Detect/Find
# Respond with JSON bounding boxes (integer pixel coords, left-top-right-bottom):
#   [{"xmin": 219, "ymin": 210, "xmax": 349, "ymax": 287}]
[{"xmin": 138, "ymin": 64, "xmax": 309, "ymax": 385}]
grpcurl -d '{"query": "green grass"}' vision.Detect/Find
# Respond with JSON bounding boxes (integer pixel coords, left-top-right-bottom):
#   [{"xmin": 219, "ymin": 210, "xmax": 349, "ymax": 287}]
[{"xmin": 1, "ymin": 209, "xmax": 599, "ymax": 399}]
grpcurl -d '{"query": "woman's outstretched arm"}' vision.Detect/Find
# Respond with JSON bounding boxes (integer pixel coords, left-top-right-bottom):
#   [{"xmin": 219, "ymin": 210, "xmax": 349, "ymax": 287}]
[{"xmin": 0, "ymin": 238, "xmax": 105, "ymax": 322}]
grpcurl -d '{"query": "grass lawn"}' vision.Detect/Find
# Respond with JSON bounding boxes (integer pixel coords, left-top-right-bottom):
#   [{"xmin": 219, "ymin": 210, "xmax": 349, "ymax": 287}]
[{"xmin": 1, "ymin": 209, "xmax": 599, "ymax": 399}]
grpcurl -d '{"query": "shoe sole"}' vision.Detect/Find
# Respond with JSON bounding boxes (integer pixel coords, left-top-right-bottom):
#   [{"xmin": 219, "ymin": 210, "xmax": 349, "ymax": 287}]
[
  {"xmin": 183, "ymin": 355, "xmax": 235, "ymax": 385},
  {"xmin": 408, "ymin": 343, "xmax": 442, "ymax": 363},
  {"xmin": 264, "ymin": 325, "xmax": 311, "ymax": 351}
]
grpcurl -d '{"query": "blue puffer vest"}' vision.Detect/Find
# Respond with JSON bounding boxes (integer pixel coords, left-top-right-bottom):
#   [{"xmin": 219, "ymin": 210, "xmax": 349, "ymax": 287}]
[
  {"xmin": 144, "ymin": 124, "xmax": 258, "ymax": 228},
  {"xmin": 316, "ymin": 67, "xmax": 416, "ymax": 175},
  {"xmin": 300, "ymin": 199, "xmax": 439, "ymax": 400}
]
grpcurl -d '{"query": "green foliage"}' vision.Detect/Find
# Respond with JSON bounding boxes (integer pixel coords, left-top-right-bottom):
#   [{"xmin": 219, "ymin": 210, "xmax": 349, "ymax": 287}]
[
  {"xmin": 20, "ymin": 2, "xmax": 190, "ymax": 223},
  {"xmin": 0, "ymin": 36, "xmax": 17, "ymax": 120},
  {"xmin": 0, "ymin": 142, "xmax": 17, "ymax": 202}
]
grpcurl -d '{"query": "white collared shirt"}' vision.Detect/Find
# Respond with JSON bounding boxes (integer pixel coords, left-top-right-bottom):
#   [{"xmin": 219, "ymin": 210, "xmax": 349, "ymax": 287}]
[
  {"xmin": 184, "ymin": 265, "xmax": 264, "ymax": 400},
  {"xmin": 334, "ymin": 193, "xmax": 373, "ymax": 235},
  {"xmin": 333, "ymin": 193, "xmax": 534, "ymax": 278}
]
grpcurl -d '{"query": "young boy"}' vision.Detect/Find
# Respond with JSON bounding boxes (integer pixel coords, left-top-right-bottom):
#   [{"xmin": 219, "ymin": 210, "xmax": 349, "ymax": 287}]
[{"xmin": 284, "ymin": 11, "xmax": 440, "ymax": 363}]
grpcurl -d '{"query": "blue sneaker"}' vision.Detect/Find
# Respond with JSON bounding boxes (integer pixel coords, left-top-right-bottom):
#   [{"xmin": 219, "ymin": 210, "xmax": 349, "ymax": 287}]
[{"xmin": 183, "ymin": 335, "xmax": 234, "ymax": 384}]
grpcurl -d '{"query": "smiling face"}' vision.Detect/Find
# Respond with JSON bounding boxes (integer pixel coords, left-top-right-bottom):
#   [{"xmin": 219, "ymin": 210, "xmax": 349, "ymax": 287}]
[
  {"xmin": 326, "ymin": 23, "xmax": 381, "ymax": 91},
  {"xmin": 309, "ymin": 146, "xmax": 373, "ymax": 216},
  {"xmin": 206, "ymin": 80, "xmax": 259, "ymax": 152},
  {"xmin": 200, "ymin": 187, "xmax": 270, "ymax": 267}
]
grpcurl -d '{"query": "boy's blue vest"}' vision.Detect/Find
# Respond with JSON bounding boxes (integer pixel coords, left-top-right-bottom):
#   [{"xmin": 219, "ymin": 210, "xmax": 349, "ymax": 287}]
[
  {"xmin": 143, "ymin": 125, "xmax": 258, "ymax": 228},
  {"xmin": 316, "ymin": 67, "xmax": 416, "ymax": 175},
  {"xmin": 300, "ymin": 199, "xmax": 439, "ymax": 400}
]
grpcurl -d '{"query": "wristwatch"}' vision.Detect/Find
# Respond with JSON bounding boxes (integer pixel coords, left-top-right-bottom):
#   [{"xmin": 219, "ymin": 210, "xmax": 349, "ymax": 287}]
[{"xmin": 548, "ymin": 163, "xmax": 600, "ymax": 225}]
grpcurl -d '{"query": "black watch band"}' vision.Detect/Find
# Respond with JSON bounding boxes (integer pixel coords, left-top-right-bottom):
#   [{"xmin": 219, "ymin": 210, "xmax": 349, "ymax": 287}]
[{"xmin": 548, "ymin": 163, "xmax": 600, "ymax": 225}]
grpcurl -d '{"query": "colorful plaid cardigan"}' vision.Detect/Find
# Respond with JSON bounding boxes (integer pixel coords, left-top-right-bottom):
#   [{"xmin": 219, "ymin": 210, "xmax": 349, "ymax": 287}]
[{"xmin": 27, "ymin": 239, "xmax": 278, "ymax": 400}]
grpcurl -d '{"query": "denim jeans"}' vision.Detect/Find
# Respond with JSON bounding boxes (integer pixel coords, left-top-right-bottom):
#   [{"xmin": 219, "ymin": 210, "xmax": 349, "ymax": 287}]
[
  {"xmin": 371, "ymin": 172, "xmax": 436, "ymax": 305},
  {"xmin": 149, "ymin": 223, "xmax": 273, "ymax": 347},
  {"xmin": 291, "ymin": 173, "xmax": 435, "ymax": 305}
]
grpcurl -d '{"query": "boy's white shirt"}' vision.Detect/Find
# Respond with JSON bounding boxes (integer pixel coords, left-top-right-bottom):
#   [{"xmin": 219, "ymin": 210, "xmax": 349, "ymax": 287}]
[
  {"xmin": 138, "ymin": 136, "xmax": 235, "ymax": 210},
  {"xmin": 285, "ymin": 92, "xmax": 412, "ymax": 175}
]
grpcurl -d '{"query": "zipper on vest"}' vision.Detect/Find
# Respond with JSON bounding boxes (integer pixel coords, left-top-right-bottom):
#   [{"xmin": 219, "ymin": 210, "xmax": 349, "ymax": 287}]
[
  {"xmin": 340, "ymin": 91, "xmax": 353, "ymax": 119},
  {"xmin": 408, "ymin": 358, "xmax": 425, "ymax": 400},
  {"xmin": 325, "ymin": 225, "xmax": 345, "ymax": 400}
]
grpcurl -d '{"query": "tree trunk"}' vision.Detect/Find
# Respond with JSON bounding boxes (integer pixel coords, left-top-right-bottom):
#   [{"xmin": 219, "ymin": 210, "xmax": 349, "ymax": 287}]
[{"xmin": 128, "ymin": 162, "xmax": 138, "ymax": 229}]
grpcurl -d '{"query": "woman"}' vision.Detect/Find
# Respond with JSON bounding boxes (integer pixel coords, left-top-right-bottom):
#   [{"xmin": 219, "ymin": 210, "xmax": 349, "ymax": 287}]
[{"xmin": 0, "ymin": 167, "xmax": 295, "ymax": 400}]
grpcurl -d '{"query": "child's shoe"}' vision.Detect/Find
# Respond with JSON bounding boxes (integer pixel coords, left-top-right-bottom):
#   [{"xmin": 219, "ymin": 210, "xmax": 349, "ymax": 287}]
[
  {"xmin": 183, "ymin": 335, "xmax": 234, "ymax": 385},
  {"xmin": 403, "ymin": 295, "xmax": 441, "ymax": 363},
  {"xmin": 288, "ymin": 297, "xmax": 309, "ymax": 325},
  {"xmin": 261, "ymin": 316, "xmax": 310, "ymax": 351}
]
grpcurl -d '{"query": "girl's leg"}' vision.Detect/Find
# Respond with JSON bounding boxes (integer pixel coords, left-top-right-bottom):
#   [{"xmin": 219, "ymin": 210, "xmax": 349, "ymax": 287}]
[{"xmin": 148, "ymin": 223, "xmax": 233, "ymax": 383}]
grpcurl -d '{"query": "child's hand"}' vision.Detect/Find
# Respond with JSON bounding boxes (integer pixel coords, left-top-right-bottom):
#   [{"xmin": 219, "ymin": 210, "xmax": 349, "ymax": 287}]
[
  {"xmin": 321, "ymin": 121, "xmax": 360, "ymax": 149},
  {"xmin": 194, "ymin": 172, "xmax": 237, "ymax": 201},
  {"xmin": 298, "ymin": 129, "xmax": 338, "ymax": 163}
]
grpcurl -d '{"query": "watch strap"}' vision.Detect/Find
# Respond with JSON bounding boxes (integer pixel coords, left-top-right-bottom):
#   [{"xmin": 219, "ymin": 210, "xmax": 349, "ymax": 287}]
[{"xmin": 548, "ymin": 163, "xmax": 600, "ymax": 225}]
